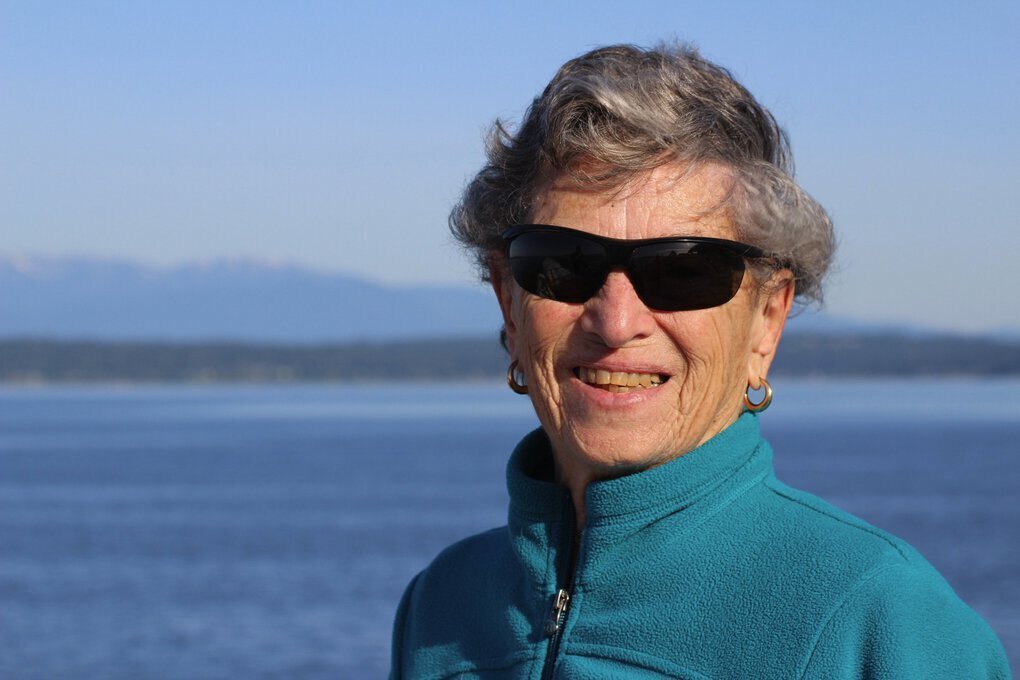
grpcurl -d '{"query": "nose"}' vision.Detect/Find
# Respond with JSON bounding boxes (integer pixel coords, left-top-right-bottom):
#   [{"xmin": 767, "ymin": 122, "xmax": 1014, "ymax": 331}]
[{"xmin": 578, "ymin": 271, "xmax": 657, "ymax": 348}]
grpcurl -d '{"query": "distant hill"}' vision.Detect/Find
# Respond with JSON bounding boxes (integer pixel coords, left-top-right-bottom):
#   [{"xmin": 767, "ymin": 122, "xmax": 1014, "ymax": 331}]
[
  {"xmin": 0, "ymin": 255, "xmax": 502, "ymax": 342},
  {"xmin": 2, "ymin": 255, "xmax": 1019, "ymax": 382},
  {"xmin": 0, "ymin": 253, "xmax": 986, "ymax": 343}
]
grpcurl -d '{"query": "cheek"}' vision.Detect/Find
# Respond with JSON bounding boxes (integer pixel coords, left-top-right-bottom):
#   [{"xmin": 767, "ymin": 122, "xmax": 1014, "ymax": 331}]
[
  {"xmin": 508, "ymin": 295, "xmax": 572, "ymax": 382},
  {"xmin": 510, "ymin": 294, "xmax": 573, "ymax": 352},
  {"xmin": 666, "ymin": 308, "xmax": 754, "ymax": 411},
  {"xmin": 508, "ymin": 297, "xmax": 580, "ymax": 433}
]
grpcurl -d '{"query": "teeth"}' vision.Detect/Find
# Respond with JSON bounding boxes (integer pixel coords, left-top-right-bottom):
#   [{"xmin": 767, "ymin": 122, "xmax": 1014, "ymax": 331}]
[{"xmin": 579, "ymin": 367, "xmax": 665, "ymax": 391}]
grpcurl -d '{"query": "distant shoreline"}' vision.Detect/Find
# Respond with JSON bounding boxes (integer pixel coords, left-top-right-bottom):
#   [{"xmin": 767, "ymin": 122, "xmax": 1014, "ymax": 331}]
[
  {"xmin": 2, "ymin": 333, "xmax": 1019, "ymax": 383},
  {"xmin": 3, "ymin": 378, "xmax": 1020, "ymax": 392}
]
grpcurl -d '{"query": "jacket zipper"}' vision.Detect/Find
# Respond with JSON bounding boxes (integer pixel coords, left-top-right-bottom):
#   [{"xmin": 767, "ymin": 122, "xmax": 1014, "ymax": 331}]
[
  {"xmin": 541, "ymin": 588, "xmax": 571, "ymax": 679},
  {"xmin": 540, "ymin": 528, "xmax": 579, "ymax": 680}
]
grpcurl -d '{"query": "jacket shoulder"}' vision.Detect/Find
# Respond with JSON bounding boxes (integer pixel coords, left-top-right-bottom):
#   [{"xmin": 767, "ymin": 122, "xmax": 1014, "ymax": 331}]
[
  {"xmin": 414, "ymin": 526, "xmax": 512, "ymax": 593},
  {"xmin": 761, "ymin": 476, "xmax": 921, "ymax": 569},
  {"xmin": 797, "ymin": 556, "xmax": 1011, "ymax": 678},
  {"xmin": 757, "ymin": 479, "xmax": 1010, "ymax": 678},
  {"xmin": 391, "ymin": 526, "xmax": 542, "ymax": 679}
]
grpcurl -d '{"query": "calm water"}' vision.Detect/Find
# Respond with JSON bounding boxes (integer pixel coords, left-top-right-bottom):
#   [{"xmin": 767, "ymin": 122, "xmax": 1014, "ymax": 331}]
[{"xmin": 0, "ymin": 380, "xmax": 1017, "ymax": 678}]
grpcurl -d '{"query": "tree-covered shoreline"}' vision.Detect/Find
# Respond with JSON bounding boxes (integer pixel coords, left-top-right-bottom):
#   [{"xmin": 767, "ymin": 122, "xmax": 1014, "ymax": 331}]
[{"xmin": 2, "ymin": 333, "xmax": 1019, "ymax": 384}]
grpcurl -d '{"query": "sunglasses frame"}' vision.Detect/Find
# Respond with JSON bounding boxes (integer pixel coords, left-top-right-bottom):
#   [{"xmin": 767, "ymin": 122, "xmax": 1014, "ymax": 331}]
[{"xmin": 502, "ymin": 224, "xmax": 772, "ymax": 311}]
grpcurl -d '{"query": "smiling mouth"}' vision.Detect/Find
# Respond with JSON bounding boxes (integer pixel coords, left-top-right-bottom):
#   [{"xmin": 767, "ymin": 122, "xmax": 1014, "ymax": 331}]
[{"xmin": 575, "ymin": 367, "xmax": 668, "ymax": 393}]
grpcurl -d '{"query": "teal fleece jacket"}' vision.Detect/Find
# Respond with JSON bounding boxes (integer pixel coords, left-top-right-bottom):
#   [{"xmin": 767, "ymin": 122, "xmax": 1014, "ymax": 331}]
[{"xmin": 391, "ymin": 413, "xmax": 1011, "ymax": 678}]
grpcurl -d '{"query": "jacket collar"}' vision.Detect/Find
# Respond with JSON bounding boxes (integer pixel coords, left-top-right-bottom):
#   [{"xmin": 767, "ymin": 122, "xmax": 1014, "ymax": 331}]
[
  {"xmin": 505, "ymin": 411, "xmax": 767, "ymax": 591},
  {"xmin": 504, "ymin": 412, "xmax": 770, "ymax": 589},
  {"xmin": 506, "ymin": 412, "xmax": 767, "ymax": 528}
]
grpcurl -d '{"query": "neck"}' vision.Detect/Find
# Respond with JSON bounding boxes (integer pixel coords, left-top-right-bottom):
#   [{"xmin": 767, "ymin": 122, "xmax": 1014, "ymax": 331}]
[
  {"xmin": 557, "ymin": 458, "xmax": 594, "ymax": 535},
  {"xmin": 568, "ymin": 485, "xmax": 587, "ymax": 535}
]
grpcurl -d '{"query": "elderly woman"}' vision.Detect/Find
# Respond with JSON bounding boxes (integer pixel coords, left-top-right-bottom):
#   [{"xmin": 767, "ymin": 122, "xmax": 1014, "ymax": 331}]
[{"xmin": 391, "ymin": 44, "xmax": 1010, "ymax": 678}]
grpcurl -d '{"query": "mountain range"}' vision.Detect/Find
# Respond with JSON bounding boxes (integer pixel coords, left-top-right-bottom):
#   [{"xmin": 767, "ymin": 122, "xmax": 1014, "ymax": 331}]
[
  {"xmin": 0, "ymin": 255, "xmax": 503, "ymax": 342},
  {"xmin": 0, "ymin": 254, "xmax": 1011, "ymax": 342},
  {"xmin": 3, "ymin": 255, "xmax": 1019, "ymax": 381}
]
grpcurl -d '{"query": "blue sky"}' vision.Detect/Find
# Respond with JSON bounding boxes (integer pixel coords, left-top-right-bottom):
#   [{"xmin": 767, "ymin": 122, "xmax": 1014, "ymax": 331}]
[{"xmin": 2, "ymin": 1, "xmax": 1018, "ymax": 333}]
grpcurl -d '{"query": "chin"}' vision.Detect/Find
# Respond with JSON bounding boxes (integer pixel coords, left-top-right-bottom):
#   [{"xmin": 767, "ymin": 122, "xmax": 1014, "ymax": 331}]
[{"xmin": 560, "ymin": 426, "xmax": 676, "ymax": 476}]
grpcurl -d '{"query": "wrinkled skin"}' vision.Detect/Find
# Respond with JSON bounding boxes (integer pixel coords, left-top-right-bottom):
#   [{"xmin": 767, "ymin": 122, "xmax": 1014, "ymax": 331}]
[{"xmin": 490, "ymin": 164, "xmax": 794, "ymax": 526}]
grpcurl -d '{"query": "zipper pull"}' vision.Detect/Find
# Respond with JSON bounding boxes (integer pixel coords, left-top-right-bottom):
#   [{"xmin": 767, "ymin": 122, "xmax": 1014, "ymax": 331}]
[{"xmin": 543, "ymin": 588, "xmax": 571, "ymax": 636}]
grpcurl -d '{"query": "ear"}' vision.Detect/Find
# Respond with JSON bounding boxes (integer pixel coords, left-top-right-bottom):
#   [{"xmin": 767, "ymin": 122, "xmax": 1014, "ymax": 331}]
[
  {"xmin": 746, "ymin": 272, "xmax": 795, "ymax": 389},
  {"xmin": 488, "ymin": 253, "xmax": 519, "ymax": 356}
]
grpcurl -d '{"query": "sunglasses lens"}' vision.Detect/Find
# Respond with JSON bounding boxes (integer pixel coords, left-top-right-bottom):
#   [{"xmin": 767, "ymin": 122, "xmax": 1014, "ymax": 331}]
[
  {"xmin": 629, "ymin": 242, "xmax": 746, "ymax": 311},
  {"xmin": 507, "ymin": 231, "xmax": 607, "ymax": 303},
  {"xmin": 506, "ymin": 227, "xmax": 751, "ymax": 311}
]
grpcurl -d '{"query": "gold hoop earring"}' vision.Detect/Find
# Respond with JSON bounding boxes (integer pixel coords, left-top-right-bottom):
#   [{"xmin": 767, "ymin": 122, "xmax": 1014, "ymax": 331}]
[
  {"xmin": 743, "ymin": 377, "xmax": 773, "ymax": 413},
  {"xmin": 507, "ymin": 360, "xmax": 528, "ymax": 395}
]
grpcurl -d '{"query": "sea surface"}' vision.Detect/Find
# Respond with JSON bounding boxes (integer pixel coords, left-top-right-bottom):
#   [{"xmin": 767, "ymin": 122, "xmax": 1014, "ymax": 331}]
[{"xmin": 0, "ymin": 380, "xmax": 1017, "ymax": 678}]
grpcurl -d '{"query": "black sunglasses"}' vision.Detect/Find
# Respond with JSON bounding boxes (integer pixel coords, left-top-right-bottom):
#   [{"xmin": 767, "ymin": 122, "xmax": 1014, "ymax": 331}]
[{"xmin": 502, "ymin": 224, "xmax": 771, "ymax": 312}]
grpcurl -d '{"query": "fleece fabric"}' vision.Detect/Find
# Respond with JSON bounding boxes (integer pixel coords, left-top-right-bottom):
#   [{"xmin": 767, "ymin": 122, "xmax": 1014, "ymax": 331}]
[{"xmin": 390, "ymin": 413, "xmax": 1011, "ymax": 679}]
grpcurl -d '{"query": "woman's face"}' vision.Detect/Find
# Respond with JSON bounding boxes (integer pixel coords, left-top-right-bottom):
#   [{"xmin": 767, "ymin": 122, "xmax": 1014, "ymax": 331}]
[{"xmin": 492, "ymin": 164, "xmax": 793, "ymax": 489}]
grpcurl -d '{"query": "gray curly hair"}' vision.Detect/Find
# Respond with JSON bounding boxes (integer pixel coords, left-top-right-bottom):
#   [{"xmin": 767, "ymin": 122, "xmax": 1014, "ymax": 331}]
[{"xmin": 450, "ymin": 43, "xmax": 835, "ymax": 304}]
